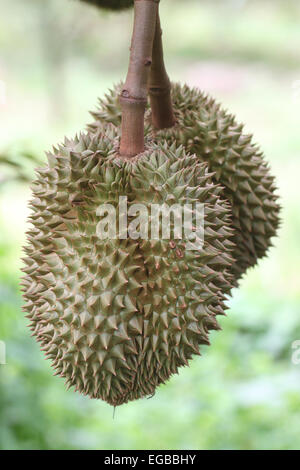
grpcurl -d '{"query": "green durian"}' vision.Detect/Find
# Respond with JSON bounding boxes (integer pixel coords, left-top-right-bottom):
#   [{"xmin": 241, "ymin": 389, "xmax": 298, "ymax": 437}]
[
  {"xmin": 89, "ymin": 83, "xmax": 280, "ymax": 281},
  {"xmin": 79, "ymin": 0, "xmax": 133, "ymax": 10},
  {"xmin": 22, "ymin": 124, "xmax": 234, "ymax": 406}
]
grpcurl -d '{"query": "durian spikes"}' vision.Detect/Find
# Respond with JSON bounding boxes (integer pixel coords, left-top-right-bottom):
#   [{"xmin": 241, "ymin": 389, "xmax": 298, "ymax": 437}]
[
  {"xmin": 22, "ymin": 0, "xmax": 238, "ymax": 408},
  {"xmin": 88, "ymin": 83, "xmax": 281, "ymax": 281},
  {"xmin": 119, "ymin": 0, "xmax": 158, "ymax": 157},
  {"xmin": 79, "ymin": 0, "xmax": 134, "ymax": 11}
]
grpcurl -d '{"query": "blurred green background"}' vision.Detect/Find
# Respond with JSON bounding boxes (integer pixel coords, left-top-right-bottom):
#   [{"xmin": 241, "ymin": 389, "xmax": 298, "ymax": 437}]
[{"xmin": 0, "ymin": 0, "xmax": 299, "ymax": 450}]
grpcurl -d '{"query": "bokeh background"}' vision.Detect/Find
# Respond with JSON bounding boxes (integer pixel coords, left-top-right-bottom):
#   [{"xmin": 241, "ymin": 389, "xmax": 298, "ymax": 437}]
[{"xmin": 0, "ymin": 0, "xmax": 299, "ymax": 450}]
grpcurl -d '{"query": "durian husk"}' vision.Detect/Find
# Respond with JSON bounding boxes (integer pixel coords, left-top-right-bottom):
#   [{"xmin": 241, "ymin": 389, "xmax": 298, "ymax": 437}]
[
  {"xmin": 22, "ymin": 124, "xmax": 235, "ymax": 406},
  {"xmin": 89, "ymin": 83, "xmax": 281, "ymax": 281}
]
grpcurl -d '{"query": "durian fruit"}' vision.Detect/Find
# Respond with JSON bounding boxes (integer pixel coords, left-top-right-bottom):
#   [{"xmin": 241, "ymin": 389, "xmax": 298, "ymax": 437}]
[
  {"xmin": 22, "ymin": 124, "xmax": 235, "ymax": 406},
  {"xmin": 79, "ymin": 0, "xmax": 133, "ymax": 11},
  {"xmin": 89, "ymin": 83, "xmax": 280, "ymax": 281}
]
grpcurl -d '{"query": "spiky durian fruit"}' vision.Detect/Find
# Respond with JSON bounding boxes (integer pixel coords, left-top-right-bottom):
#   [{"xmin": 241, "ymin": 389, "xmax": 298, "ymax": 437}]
[
  {"xmin": 79, "ymin": 0, "xmax": 133, "ymax": 10},
  {"xmin": 89, "ymin": 83, "xmax": 280, "ymax": 281},
  {"xmin": 22, "ymin": 124, "xmax": 234, "ymax": 406}
]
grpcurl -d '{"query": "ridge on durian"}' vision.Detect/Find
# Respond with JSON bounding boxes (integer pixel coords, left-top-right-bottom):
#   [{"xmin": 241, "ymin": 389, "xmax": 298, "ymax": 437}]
[
  {"xmin": 89, "ymin": 83, "xmax": 280, "ymax": 282},
  {"xmin": 79, "ymin": 0, "xmax": 133, "ymax": 10},
  {"xmin": 22, "ymin": 124, "xmax": 234, "ymax": 406}
]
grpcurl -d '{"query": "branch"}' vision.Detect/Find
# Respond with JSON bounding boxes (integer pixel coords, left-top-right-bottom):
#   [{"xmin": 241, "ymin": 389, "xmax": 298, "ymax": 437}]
[
  {"xmin": 149, "ymin": 10, "xmax": 175, "ymax": 129},
  {"xmin": 119, "ymin": 0, "xmax": 159, "ymax": 157}
]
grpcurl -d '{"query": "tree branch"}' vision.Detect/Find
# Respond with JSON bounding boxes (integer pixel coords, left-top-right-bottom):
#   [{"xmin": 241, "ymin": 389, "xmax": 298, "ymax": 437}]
[
  {"xmin": 119, "ymin": 0, "xmax": 159, "ymax": 157},
  {"xmin": 149, "ymin": 10, "xmax": 175, "ymax": 130}
]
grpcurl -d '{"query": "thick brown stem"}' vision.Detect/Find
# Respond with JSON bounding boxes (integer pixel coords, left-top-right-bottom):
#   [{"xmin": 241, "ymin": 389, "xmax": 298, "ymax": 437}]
[
  {"xmin": 149, "ymin": 11, "xmax": 175, "ymax": 130},
  {"xmin": 119, "ymin": 0, "xmax": 158, "ymax": 158}
]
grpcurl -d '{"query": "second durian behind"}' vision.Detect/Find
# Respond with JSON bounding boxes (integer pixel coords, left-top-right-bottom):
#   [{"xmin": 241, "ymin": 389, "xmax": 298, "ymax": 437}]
[{"xmin": 89, "ymin": 83, "xmax": 280, "ymax": 282}]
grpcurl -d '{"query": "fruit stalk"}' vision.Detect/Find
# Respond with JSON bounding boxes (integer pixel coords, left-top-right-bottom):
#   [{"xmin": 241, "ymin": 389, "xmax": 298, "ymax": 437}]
[
  {"xmin": 119, "ymin": 0, "xmax": 159, "ymax": 157},
  {"xmin": 149, "ymin": 10, "xmax": 175, "ymax": 129}
]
